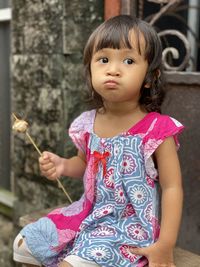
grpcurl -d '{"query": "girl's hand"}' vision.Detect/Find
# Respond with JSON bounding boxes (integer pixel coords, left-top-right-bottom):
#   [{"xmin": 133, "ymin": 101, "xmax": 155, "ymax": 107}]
[
  {"xmin": 39, "ymin": 151, "xmax": 64, "ymax": 180},
  {"xmin": 130, "ymin": 241, "xmax": 175, "ymax": 267}
]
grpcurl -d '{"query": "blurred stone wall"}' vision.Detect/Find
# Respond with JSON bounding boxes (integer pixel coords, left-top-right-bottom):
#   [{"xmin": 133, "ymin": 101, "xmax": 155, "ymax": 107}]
[
  {"xmin": 11, "ymin": 0, "xmax": 103, "ymax": 218},
  {"xmin": 0, "ymin": 214, "xmax": 15, "ymax": 267},
  {"xmin": 4, "ymin": 1, "xmax": 103, "ymax": 266},
  {"xmin": 162, "ymin": 75, "xmax": 200, "ymax": 255}
]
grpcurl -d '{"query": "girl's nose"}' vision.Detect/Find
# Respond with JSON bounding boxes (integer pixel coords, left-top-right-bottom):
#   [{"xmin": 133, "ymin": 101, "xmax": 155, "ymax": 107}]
[{"xmin": 106, "ymin": 64, "xmax": 120, "ymax": 76}]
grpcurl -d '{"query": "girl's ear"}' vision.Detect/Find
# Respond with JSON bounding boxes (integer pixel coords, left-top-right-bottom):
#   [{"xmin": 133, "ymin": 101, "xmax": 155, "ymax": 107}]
[
  {"xmin": 143, "ymin": 71, "xmax": 152, "ymax": 88},
  {"xmin": 144, "ymin": 83, "xmax": 151, "ymax": 88},
  {"xmin": 144, "ymin": 68, "xmax": 161, "ymax": 88},
  {"xmin": 156, "ymin": 69, "xmax": 161, "ymax": 79}
]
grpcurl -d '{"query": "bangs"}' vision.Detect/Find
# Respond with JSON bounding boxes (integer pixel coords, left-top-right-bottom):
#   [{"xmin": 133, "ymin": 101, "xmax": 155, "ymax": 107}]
[
  {"xmin": 93, "ymin": 22, "xmax": 142, "ymax": 55},
  {"xmin": 84, "ymin": 15, "xmax": 161, "ymax": 66}
]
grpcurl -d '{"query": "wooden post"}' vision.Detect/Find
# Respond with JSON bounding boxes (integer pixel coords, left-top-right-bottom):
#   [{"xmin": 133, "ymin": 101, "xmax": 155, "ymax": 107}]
[
  {"xmin": 121, "ymin": 0, "xmax": 137, "ymax": 17},
  {"xmin": 104, "ymin": 0, "xmax": 121, "ymax": 20}
]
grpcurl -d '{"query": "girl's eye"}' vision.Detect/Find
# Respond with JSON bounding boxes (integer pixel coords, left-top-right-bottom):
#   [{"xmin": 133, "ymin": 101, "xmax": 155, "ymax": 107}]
[
  {"xmin": 99, "ymin": 57, "xmax": 109, "ymax": 64},
  {"xmin": 124, "ymin": 58, "xmax": 134, "ymax": 65}
]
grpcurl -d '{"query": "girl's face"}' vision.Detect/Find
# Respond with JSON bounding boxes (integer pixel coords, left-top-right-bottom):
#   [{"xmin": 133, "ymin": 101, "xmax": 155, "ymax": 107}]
[{"xmin": 90, "ymin": 31, "xmax": 148, "ymax": 105}]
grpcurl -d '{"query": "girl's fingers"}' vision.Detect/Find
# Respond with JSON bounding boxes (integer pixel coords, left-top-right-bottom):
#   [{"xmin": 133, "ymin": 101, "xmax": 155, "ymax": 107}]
[
  {"xmin": 40, "ymin": 162, "xmax": 57, "ymax": 178},
  {"xmin": 40, "ymin": 162, "xmax": 54, "ymax": 172},
  {"xmin": 129, "ymin": 247, "xmax": 148, "ymax": 257},
  {"xmin": 42, "ymin": 166, "xmax": 56, "ymax": 176},
  {"xmin": 130, "ymin": 248, "xmax": 175, "ymax": 267},
  {"xmin": 38, "ymin": 151, "xmax": 59, "ymax": 180},
  {"xmin": 41, "ymin": 168, "xmax": 57, "ymax": 180},
  {"xmin": 39, "ymin": 156, "xmax": 51, "ymax": 165},
  {"xmin": 149, "ymin": 262, "xmax": 176, "ymax": 267},
  {"xmin": 42, "ymin": 151, "xmax": 51, "ymax": 159},
  {"xmin": 39, "ymin": 151, "xmax": 54, "ymax": 164}
]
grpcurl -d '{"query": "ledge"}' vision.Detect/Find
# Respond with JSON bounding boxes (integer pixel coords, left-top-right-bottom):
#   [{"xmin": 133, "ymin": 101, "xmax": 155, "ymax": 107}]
[
  {"xmin": 0, "ymin": 188, "xmax": 17, "ymax": 217},
  {"xmin": 19, "ymin": 206, "xmax": 57, "ymax": 227},
  {"xmin": 0, "ymin": 188, "xmax": 16, "ymax": 206},
  {"xmin": 174, "ymin": 247, "xmax": 200, "ymax": 267},
  {"xmin": 165, "ymin": 71, "xmax": 200, "ymax": 85}
]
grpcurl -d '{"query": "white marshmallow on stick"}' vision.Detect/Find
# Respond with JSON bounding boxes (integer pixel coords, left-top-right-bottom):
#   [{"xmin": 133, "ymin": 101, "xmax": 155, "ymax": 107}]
[{"xmin": 12, "ymin": 113, "xmax": 73, "ymax": 203}]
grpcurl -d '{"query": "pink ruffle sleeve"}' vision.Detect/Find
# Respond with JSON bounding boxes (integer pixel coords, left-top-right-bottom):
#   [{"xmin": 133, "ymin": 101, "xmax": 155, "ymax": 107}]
[
  {"xmin": 143, "ymin": 114, "xmax": 184, "ymax": 179},
  {"xmin": 68, "ymin": 110, "xmax": 95, "ymax": 153}
]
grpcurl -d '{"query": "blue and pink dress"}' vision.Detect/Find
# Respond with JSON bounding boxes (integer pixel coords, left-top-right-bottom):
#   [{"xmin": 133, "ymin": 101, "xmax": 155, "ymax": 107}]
[{"xmin": 20, "ymin": 110, "xmax": 184, "ymax": 267}]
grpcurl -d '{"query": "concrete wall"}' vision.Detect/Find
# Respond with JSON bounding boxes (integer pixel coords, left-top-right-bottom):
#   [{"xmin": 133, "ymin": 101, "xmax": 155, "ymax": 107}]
[
  {"xmin": 0, "ymin": 1, "xmax": 103, "ymax": 266},
  {"xmin": 163, "ymin": 73, "xmax": 200, "ymax": 254},
  {"xmin": 11, "ymin": 0, "xmax": 103, "ymax": 219}
]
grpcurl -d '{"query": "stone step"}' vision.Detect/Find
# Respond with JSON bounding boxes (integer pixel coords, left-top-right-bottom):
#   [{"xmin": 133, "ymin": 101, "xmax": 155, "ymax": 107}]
[
  {"xmin": 174, "ymin": 247, "xmax": 200, "ymax": 267},
  {"xmin": 19, "ymin": 207, "xmax": 200, "ymax": 267}
]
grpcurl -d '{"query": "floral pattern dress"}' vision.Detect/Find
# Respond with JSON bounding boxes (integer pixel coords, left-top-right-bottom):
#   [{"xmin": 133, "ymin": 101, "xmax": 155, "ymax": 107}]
[{"xmin": 20, "ymin": 110, "xmax": 184, "ymax": 267}]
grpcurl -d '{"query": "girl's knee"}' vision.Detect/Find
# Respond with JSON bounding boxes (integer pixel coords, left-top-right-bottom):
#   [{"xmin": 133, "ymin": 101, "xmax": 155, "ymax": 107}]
[{"xmin": 59, "ymin": 261, "xmax": 74, "ymax": 267}]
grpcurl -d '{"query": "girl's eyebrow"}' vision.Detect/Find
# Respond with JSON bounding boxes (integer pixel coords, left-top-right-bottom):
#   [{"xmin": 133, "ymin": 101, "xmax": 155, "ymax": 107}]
[{"xmin": 95, "ymin": 47, "xmax": 137, "ymax": 53}]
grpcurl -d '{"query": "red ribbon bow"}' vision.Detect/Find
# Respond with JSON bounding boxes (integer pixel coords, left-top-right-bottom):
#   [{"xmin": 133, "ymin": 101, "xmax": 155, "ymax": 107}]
[{"xmin": 93, "ymin": 151, "xmax": 110, "ymax": 177}]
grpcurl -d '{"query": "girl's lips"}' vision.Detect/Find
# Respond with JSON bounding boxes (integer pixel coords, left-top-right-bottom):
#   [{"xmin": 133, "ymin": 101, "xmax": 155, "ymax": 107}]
[
  {"xmin": 104, "ymin": 80, "xmax": 118, "ymax": 84},
  {"xmin": 104, "ymin": 80, "xmax": 119, "ymax": 88}
]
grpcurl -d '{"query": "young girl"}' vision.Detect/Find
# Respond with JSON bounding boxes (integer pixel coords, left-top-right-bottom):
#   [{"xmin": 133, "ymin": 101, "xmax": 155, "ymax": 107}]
[{"xmin": 13, "ymin": 15, "xmax": 184, "ymax": 267}]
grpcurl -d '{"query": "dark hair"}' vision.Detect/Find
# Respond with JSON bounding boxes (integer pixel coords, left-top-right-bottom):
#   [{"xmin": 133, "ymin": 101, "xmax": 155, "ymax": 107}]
[{"xmin": 83, "ymin": 15, "xmax": 165, "ymax": 113}]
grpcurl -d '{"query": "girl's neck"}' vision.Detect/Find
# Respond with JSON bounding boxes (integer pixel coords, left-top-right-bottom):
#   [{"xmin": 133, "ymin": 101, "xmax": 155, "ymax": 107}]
[
  {"xmin": 102, "ymin": 101, "xmax": 146, "ymax": 117},
  {"xmin": 94, "ymin": 102, "xmax": 147, "ymax": 138}
]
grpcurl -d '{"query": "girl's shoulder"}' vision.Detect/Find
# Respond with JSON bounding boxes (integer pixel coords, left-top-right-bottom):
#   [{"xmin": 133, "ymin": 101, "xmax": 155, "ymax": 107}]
[
  {"xmin": 130, "ymin": 112, "xmax": 183, "ymax": 134},
  {"xmin": 140, "ymin": 112, "xmax": 184, "ymax": 146},
  {"xmin": 69, "ymin": 109, "xmax": 96, "ymax": 133},
  {"xmin": 148, "ymin": 112, "xmax": 184, "ymax": 134},
  {"xmin": 68, "ymin": 109, "xmax": 96, "ymax": 152}
]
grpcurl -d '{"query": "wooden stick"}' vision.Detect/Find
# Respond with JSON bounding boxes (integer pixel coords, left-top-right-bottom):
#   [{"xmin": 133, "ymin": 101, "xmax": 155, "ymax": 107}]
[
  {"xmin": 25, "ymin": 132, "xmax": 43, "ymax": 156},
  {"xmin": 56, "ymin": 179, "xmax": 73, "ymax": 203},
  {"xmin": 12, "ymin": 113, "xmax": 19, "ymax": 121},
  {"xmin": 12, "ymin": 113, "xmax": 73, "ymax": 203}
]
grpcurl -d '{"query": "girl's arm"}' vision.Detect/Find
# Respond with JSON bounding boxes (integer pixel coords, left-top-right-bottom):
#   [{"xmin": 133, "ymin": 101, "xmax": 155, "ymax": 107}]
[
  {"xmin": 155, "ymin": 136, "xmax": 183, "ymax": 247},
  {"xmin": 39, "ymin": 150, "xmax": 87, "ymax": 180},
  {"xmin": 61, "ymin": 150, "xmax": 87, "ymax": 178},
  {"xmin": 130, "ymin": 136, "xmax": 183, "ymax": 266}
]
